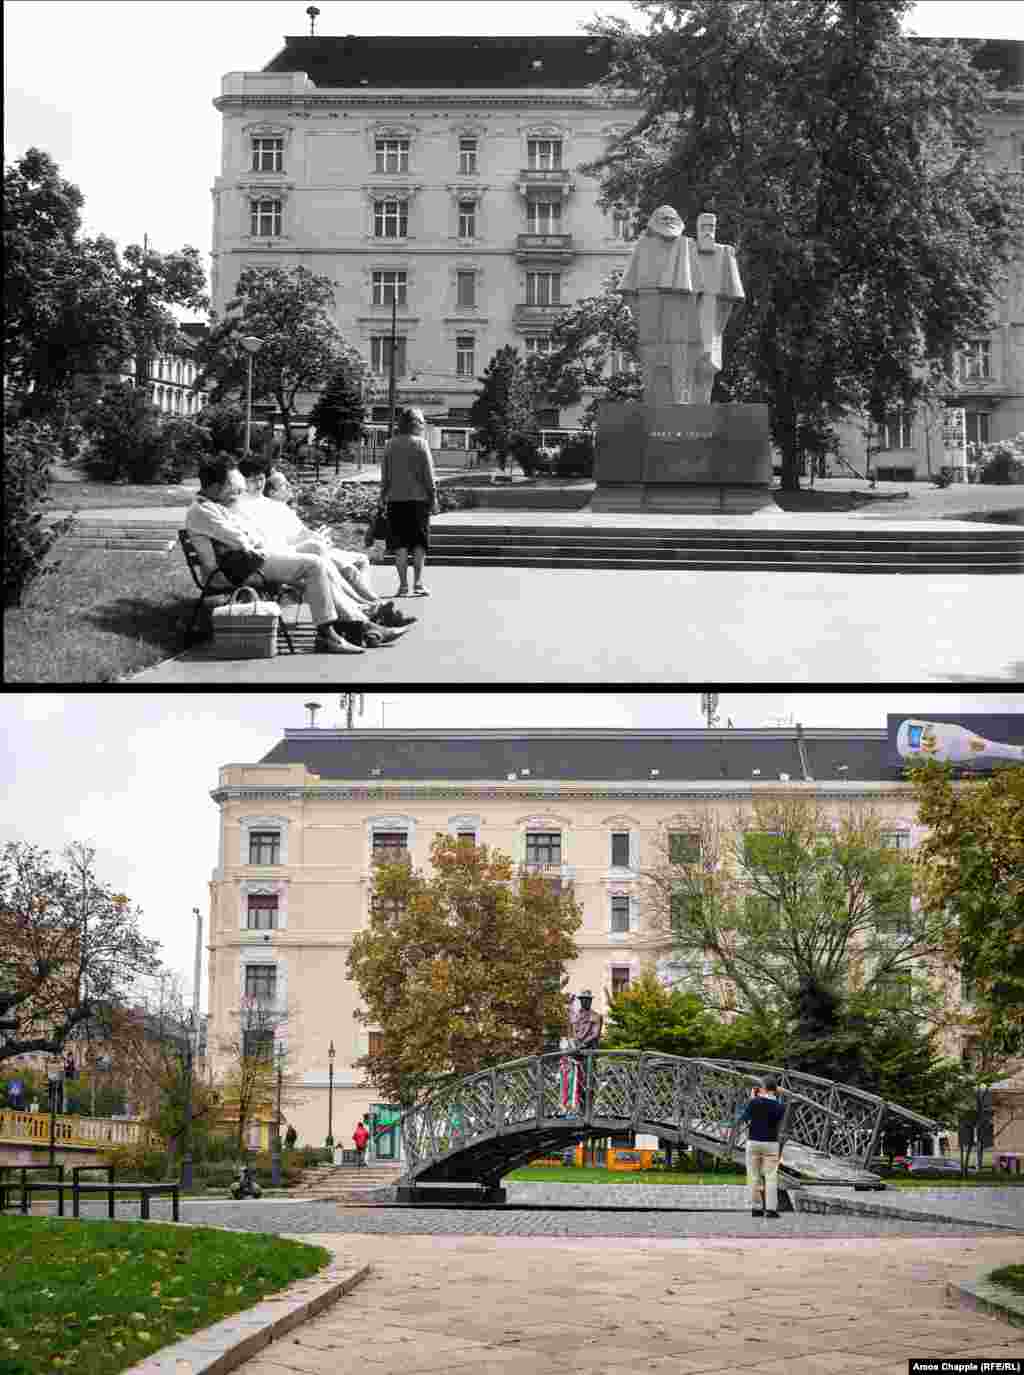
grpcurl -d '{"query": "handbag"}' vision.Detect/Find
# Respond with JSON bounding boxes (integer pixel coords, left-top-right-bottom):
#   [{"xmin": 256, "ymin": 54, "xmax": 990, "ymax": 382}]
[
  {"xmin": 364, "ymin": 505, "xmax": 391, "ymax": 547},
  {"xmin": 210, "ymin": 586, "xmax": 281, "ymax": 659},
  {"xmin": 217, "ymin": 546, "xmax": 265, "ymax": 585}
]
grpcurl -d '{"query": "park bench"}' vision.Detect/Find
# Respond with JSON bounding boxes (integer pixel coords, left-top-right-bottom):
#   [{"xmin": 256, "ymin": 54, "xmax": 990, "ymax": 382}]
[
  {"xmin": 178, "ymin": 529, "xmax": 303, "ymax": 652},
  {"xmin": 0, "ymin": 1163, "xmax": 64, "ymax": 1212},
  {"xmin": 11, "ymin": 1179, "xmax": 179, "ymax": 1221}
]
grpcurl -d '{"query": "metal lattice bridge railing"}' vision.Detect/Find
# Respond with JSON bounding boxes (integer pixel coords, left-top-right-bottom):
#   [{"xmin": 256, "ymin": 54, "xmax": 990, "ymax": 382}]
[{"xmin": 397, "ymin": 1051, "xmax": 939, "ymax": 1197}]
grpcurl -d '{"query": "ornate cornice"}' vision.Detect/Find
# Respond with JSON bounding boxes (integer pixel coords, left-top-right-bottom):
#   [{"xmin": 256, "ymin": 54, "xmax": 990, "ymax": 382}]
[
  {"xmin": 214, "ymin": 92, "xmax": 639, "ymax": 113},
  {"xmin": 210, "ymin": 782, "xmax": 915, "ymax": 805}
]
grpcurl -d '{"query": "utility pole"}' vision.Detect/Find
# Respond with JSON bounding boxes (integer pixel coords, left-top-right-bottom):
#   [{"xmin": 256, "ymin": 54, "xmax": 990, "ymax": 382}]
[{"xmin": 340, "ymin": 694, "xmax": 364, "ymax": 729}]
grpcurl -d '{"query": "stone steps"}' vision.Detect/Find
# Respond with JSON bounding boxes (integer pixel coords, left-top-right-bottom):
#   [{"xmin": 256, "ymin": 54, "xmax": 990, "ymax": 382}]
[
  {"xmin": 57, "ymin": 520, "xmax": 182, "ymax": 553},
  {"xmin": 421, "ymin": 525, "xmax": 1024, "ymax": 575}
]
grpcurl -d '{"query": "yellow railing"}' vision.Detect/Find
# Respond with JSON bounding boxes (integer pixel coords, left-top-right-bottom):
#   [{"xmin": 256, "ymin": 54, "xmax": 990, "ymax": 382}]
[{"xmin": 0, "ymin": 1108, "xmax": 160, "ymax": 1151}]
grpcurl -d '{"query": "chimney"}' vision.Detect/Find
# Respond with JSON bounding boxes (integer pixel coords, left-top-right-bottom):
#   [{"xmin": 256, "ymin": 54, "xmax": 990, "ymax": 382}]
[{"xmin": 304, "ymin": 701, "xmax": 322, "ymax": 728}]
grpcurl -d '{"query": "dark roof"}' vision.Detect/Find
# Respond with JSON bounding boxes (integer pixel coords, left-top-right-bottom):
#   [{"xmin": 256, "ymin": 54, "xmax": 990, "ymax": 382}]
[
  {"xmin": 262, "ymin": 34, "xmax": 1023, "ymax": 94},
  {"xmin": 258, "ymin": 729, "xmax": 891, "ymax": 784},
  {"xmin": 261, "ymin": 35, "xmax": 616, "ymax": 89}
]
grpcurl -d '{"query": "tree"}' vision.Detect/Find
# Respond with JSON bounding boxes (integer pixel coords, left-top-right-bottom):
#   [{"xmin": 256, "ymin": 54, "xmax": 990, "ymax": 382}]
[
  {"xmin": 3, "ymin": 418, "xmax": 74, "ymax": 607},
  {"xmin": 603, "ymin": 969, "xmax": 781, "ymax": 1060},
  {"xmin": 583, "ymin": 1, "xmax": 1024, "ymax": 489},
  {"xmin": 0, "ymin": 842, "xmax": 162, "ymax": 1061},
  {"xmin": 216, "ymin": 995, "xmax": 301, "ymax": 1154},
  {"xmin": 3, "ymin": 150, "xmax": 208, "ymax": 430},
  {"xmin": 910, "ymin": 759, "xmax": 1024, "ymax": 1055},
  {"xmin": 536, "ymin": 274, "xmax": 643, "ymax": 427},
  {"xmin": 309, "ymin": 350, "xmax": 370, "ymax": 452},
  {"xmin": 196, "ymin": 266, "xmax": 348, "ymax": 443},
  {"xmin": 468, "ymin": 346, "xmax": 541, "ymax": 469},
  {"xmin": 79, "ymin": 381, "xmax": 167, "ymax": 483},
  {"xmin": 644, "ymin": 798, "xmax": 938, "ymax": 1027},
  {"xmin": 347, "ymin": 836, "xmax": 582, "ymax": 1105}
]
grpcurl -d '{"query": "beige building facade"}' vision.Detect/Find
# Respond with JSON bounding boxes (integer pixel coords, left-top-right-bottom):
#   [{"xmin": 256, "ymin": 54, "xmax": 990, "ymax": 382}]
[
  {"xmin": 210, "ymin": 36, "xmax": 642, "ymax": 438},
  {"xmin": 206, "ymin": 726, "xmax": 995, "ymax": 1160}
]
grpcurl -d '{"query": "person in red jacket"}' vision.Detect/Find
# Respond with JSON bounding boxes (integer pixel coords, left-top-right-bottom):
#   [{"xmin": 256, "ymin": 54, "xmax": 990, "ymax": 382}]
[{"xmin": 353, "ymin": 1119, "xmax": 370, "ymax": 1167}]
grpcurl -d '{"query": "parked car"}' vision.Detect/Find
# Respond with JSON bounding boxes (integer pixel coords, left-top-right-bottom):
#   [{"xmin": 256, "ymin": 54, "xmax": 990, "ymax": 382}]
[{"xmin": 897, "ymin": 1155, "xmax": 971, "ymax": 1176}]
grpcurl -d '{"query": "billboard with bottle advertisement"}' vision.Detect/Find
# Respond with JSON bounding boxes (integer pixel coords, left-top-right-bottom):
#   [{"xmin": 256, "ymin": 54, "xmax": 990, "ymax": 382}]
[{"xmin": 887, "ymin": 714, "xmax": 1024, "ymax": 774}]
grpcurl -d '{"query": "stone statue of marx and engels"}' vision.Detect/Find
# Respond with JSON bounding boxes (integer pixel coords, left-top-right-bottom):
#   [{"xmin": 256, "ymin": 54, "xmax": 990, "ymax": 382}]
[
  {"xmin": 591, "ymin": 205, "xmax": 774, "ymax": 513},
  {"xmin": 618, "ymin": 207, "xmax": 745, "ymax": 408}
]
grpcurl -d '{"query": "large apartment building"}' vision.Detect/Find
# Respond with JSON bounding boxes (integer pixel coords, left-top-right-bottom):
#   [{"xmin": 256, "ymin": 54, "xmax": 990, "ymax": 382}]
[
  {"xmin": 211, "ymin": 35, "xmax": 642, "ymax": 437},
  {"xmin": 205, "ymin": 723, "xmax": 1008, "ymax": 1159},
  {"xmin": 211, "ymin": 33, "xmax": 1021, "ymax": 467}
]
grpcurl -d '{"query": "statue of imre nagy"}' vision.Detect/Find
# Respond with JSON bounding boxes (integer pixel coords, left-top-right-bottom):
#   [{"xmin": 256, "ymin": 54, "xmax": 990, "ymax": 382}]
[{"xmin": 617, "ymin": 207, "xmax": 744, "ymax": 407}]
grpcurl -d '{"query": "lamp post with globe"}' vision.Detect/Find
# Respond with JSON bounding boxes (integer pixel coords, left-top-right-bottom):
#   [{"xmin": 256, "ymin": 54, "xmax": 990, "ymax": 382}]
[{"xmin": 240, "ymin": 335, "xmax": 264, "ymax": 455}]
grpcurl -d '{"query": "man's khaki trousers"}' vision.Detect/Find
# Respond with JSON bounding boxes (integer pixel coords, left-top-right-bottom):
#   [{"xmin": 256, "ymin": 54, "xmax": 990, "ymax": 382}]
[{"xmin": 746, "ymin": 1140, "xmax": 780, "ymax": 1211}]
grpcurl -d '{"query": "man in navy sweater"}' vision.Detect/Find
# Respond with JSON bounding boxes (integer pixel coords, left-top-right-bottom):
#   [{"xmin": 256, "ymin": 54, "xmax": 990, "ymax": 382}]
[{"xmin": 738, "ymin": 1076, "xmax": 786, "ymax": 1218}]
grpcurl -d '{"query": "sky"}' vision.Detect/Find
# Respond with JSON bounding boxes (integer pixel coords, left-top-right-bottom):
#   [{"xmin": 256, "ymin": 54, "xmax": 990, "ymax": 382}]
[
  {"xmin": 4, "ymin": 1, "xmax": 1019, "ymax": 319},
  {"xmin": 2, "ymin": 689, "xmax": 1022, "ymax": 1012}
]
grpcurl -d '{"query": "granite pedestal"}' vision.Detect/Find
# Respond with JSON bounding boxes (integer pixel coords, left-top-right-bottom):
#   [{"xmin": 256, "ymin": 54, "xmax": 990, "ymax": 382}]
[{"xmin": 591, "ymin": 400, "xmax": 777, "ymax": 514}]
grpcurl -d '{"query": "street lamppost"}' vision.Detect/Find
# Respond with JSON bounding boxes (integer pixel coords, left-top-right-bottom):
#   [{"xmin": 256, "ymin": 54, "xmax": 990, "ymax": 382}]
[
  {"xmin": 181, "ymin": 1008, "xmax": 195, "ymax": 1191},
  {"xmin": 240, "ymin": 335, "xmax": 263, "ymax": 455},
  {"xmin": 47, "ymin": 1060, "xmax": 65, "ymax": 1169},
  {"xmin": 271, "ymin": 1042, "xmax": 285, "ymax": 1187},
  {"xmin": 326, "ymin": 1040, "xmax": 336, "ymax": 1155}
]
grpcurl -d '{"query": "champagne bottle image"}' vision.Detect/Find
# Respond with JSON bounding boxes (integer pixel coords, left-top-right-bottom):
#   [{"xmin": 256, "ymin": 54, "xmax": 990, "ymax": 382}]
[{"xmin": 896, "ymin": 719, "xmax": 1023, "ymax": 766}]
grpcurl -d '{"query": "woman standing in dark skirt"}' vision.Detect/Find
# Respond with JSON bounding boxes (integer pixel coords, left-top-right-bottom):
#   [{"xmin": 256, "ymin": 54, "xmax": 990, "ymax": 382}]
[{"xmin": 380, "ymin": 406, "xmax": 439, "ymax": 597}]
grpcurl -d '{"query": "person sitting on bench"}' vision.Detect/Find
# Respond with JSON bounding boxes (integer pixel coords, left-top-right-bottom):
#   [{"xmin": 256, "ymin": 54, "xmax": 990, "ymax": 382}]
[
  {"xmin": 186, "ymin": 454, "xmax": 407, "ymax": 653},
  {"xmin": 238, "ymin": 459, "xmax": 402, "ymax": 619}
]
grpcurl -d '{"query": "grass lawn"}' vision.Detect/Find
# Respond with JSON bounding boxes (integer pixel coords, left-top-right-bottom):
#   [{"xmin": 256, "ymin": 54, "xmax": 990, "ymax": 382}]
[
  {"xmin": 3, "ymin": 523, "xmax": 379, "ymax": 684},
  {"xmin": 0, "ymin": 1214, "xmax": 329, "ymax": 1375},
  {"xmin": 988, "ymin": 1263, "xmax": 1024, "ymax": 1298},
  {"xmin": 44, "ymin": 482, "xmax": 199, "ymax": 512}
]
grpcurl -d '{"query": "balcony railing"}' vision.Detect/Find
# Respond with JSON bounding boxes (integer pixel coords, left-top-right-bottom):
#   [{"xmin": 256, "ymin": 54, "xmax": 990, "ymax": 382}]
[
  {"xmin": 514, "ymin": 303, "xmax": 565, "ymax": 326},
  {"xmin": 516, "ymin": 233, "xmax": 575, "ymax": 262},
  {"xmin": 517, "ymin": 168, "xmax": 575, "ymax": 195}
]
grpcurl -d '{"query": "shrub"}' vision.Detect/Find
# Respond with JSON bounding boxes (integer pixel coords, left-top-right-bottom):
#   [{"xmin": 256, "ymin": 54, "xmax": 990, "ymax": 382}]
[
  {"xmin": 553, "ymin": 434, "xmax": 595, "ymax": 479},
  {"xmin": 80, "ymin": 382, "xmax": 167, "ymax": 482},
  {"xmin": 3, "ymin": 419, "xmax": 74, "ymax": 607},
  {"xmin": 157, "ymin": 418, "xmax": 210, "ymax": 481},
  {"xmin": 293, "ymin": 479, "xmax": 472, "ymax": 530},
  {"xmin": 197, "ymin": 400, "xmax": 247, "ymax": 456},
  {"xmin": 976, "ymin": 434, "xmax": 1024, "ymax": 485},
  {"xmin": 100, "ymin": 1141, "xmax": 173, "ymax": 1181}
]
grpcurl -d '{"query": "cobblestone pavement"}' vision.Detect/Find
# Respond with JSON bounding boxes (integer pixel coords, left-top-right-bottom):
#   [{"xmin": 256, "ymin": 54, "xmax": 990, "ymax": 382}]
[
  {"xmin": 21, "ymin": 1193, "xmax": 1019, "ymax": 1239},
  {"xmin": 797, "ymin": 1184, "xmax": 1024, "ymax": 1230}
]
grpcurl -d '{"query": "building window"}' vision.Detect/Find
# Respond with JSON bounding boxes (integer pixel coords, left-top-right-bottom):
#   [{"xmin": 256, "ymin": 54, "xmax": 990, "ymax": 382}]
[
  {"xmin": 668, "ymin": 832, "xmax": 701, "ymax": 865},
  {"xmin": 375, "ymin": 138, "xmax": 409, "ymax": 173},
  {"xmin": 527, "ymin": 138, "xmax": 562, "ymax": 170},
  {"xmin": 458, "ymin": 200, "xmax": 476, "ymax": 238},
  {"xmin": 966, "ymin": 411, "xmax": 991, "ymax": 446},
  {"xmin": 368, "ymin": 1030, "xmax": 384, "ymax": 1057},
  {"xmin": 525, "ymin": 831, "xmax": 561, "ymax": 866},
  {"xmin": 526, "ymin": 272, "xmax": 561, "ymax": 307},
  {"xmin": 611, "ymin": 966, "xmax": 631, "ymax": 996},
  {"xmin": 244, "ymin": 964, "xmax": 277, "ymax": 1002},
  {"xmin": 527, "ymin": 199, "xmax": 562, "ymax": 234},
  {"xmin": 456, "ymin": 829, "xmax": 477, "ymax": 845},
  {"xmin": 246, "ymin": 895, "xmax": 278, "ymax": 930},
  {"xmin": 880, "ymin": 830, "xmax": 911, "ymax": 850},
  {"xmin": 610, "ymin": 896, "xmax": 630, "ymax": 934},
  {"xmin": 372, "ymin": 830, "xmax": 409, "ymax": 858},
  {"xmin": 524, "ymin": 336, "xmax": 554, "ymax": 360},
  {"xmin": 372, "ymin": 270, "xmax": 407, "ymax": 306},
  {"xmin": 610, "ymin": 832, "xmax": 631, "ymax": 868},
  {"xmin": 250, "ymin": 199, "xmax": 282, "ymax": 237},
  {"xmin": 880, "ymin": 409, "xmax": 913, "ymax": 450},
  {"xmin": 456, "ymin": 337, "xmax": 476, "ymax": 377},
  {"xmin": 458, "ymin": 138, "xmax": 478, "ymax": 174},
  {"xmin": 243, "ymin": 1028, "xmax": 274, "ymax": 1060},
  {"xmin": 611, "ymin": 208, "xmax": 634, "ymax": 240},
  {"xmin": 251, "ymin": 136, "xmax": 283, "ymax": 172},
  {"xmin": 373, "ymin": 200, "xmax": 408, "ymax": 239},
  {"xmin": 959, "ymin": 340, "xmax": 991, "ymax": 382},
  {"xmin": 456, "ymin": 271, "xmax": 477, "ymax": 309},
  {"xmin": 248, "ymin": 831, "xmax": 281, "ymax": 866},
  {"xmin": 371, "ymin": 336, "xmax": 407, "ymax": 376}
]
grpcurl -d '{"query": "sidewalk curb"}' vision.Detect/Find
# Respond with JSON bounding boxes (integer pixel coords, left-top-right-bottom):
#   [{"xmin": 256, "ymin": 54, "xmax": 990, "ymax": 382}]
[
  {"xmin": 946, "ymin": 1273, "xmax": 1024, "ymax": 1328},
  {"xmin": 121, "ymin": 1251, "xmax": 372, "ymax": 1375},
  {"xmin": 789, "ymin": 1188, "xmax": 1022, "ymax": 1232}
]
